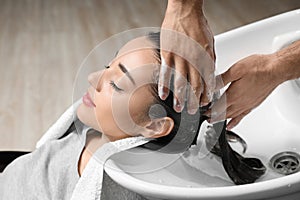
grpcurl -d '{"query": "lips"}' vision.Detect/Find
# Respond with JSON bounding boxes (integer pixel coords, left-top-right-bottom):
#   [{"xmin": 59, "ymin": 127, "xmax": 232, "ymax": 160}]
[{"xmin": 83, "ymin": 92, "xmax": 96, "ymax": 107}]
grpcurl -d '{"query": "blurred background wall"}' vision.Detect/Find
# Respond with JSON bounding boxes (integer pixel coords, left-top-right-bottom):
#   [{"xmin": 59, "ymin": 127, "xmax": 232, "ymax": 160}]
[{"xmin": 1, "ymin": 0, "xmax": 300, "ymax": 151}]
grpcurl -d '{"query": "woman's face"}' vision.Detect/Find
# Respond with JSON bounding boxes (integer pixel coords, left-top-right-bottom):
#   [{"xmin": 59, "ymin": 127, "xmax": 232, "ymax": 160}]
[{"xmin": 77, "ymin": 37, "xmax": 164, "ymax": 141}]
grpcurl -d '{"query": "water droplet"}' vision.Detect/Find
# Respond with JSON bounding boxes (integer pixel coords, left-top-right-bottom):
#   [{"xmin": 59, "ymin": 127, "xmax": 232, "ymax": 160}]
[{"xmin": 287, "ymin": 184, "xmax": 292, "ymax": 188}]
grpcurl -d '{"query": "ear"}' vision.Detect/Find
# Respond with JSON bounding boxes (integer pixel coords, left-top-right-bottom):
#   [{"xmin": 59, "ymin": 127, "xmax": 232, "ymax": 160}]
[{"xmin": 142, "ymin": 117, "xmax": 174, "ymax": 138}]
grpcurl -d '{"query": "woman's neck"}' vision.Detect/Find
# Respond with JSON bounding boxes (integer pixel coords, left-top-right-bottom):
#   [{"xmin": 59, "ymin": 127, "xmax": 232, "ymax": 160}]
[
  {"xmin": 78, "ymin": 131, "xmax": 109, "ymax": 177},
  {"xmin": 85, "ymin": 131, "xmax": 109, "ymax": 153}
]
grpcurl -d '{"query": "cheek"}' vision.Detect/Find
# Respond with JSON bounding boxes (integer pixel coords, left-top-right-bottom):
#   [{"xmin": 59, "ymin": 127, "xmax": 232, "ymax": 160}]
[
  {"xmin": 77, "ymin": 104, "xmax": 95, "ymax": 127},
  {"xmin": 93, "ymin": 90, "xmax": 134, "ymax": 135},
  {"xmin": 94, "ymin": 92, "xmax": 113, "ymax": 130},
  {"xmin": 92, "ymin": 86, "xmax": 153, "ymax": 137},
  {"xmin": 128, "ymin": 89, "xmax": 153, "ymax": 125},
  {"xmin": 112, "ymin": 93, "xmax": 140, "ymax": 134}
]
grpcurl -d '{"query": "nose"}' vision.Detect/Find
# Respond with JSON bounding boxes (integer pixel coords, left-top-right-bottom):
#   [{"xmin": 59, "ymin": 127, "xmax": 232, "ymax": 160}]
[{"xmin": 88, "ymin": 70, "xmax": 103, "ymax": 92}]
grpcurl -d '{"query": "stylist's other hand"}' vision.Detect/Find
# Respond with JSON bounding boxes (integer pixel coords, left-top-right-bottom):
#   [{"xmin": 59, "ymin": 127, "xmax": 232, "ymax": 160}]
[
  {"xmin": 160, "ymin": 0, "xmax": 216, "ymax": 114},
  {"xmin": 210, "ymin": 54, "xmax": 283, "ymax": 129}
]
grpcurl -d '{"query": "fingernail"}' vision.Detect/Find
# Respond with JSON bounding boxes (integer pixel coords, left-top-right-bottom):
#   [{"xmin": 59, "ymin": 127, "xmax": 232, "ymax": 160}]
[
  {"xmin": 174, "ymin": 98, "xmax": 183, "ymax": 112},
  {"xmin": 200, "ymin": 102, "xmax": 209, "ymax": 107},
  {"xmin": 161, "ymin": 57, "xmax": 166, "ymax": 66},
  {"xmin": 159, "ymin": 85, "xmax": 166, "ymax": 100},
  {"xmin": 188, "ymin": 108, "xmax": 198, "ymax": 115},
  {"xmin": 227, "ymin": 124, "xmax": 234, "ymax": 130},
  {"xmin": 207, "ymin": 92, "xmax": 214, "ymax": 102}
]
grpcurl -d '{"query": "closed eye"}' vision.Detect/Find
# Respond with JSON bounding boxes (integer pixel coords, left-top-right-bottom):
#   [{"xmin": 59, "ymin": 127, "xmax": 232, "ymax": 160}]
[{"xmin": 109, "ymin": 81, "xmax": 124, "ymax": 92}]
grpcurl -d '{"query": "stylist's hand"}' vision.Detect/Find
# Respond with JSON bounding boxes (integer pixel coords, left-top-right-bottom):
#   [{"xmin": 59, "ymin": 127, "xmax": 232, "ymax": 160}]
[
  {"xmin": 160, "ymin": 0, "xmax": 216, "ymax": 114},
  {"xmin": 209, "ymin": 54, "xmax": 283, "ymax": 129}
]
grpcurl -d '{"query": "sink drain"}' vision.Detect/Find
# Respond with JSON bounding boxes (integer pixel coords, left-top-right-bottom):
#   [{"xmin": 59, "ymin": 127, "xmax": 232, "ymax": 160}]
[{"xmin": 269, "ymin": 151, "xmax": 300, "ymax": 175}]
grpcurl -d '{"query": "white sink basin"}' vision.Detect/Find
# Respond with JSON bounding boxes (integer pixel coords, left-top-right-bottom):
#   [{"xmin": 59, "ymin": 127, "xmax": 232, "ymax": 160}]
[{"xmin": 105, "ymin": 9, "xmax": 300, "ymax": 200}]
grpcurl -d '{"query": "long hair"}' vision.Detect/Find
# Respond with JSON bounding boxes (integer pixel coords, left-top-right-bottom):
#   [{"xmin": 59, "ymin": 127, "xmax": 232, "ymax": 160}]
[
  {"xmin": 142, "ymin": 32, "xmax": 208, "ymax": 153},
  {"xmin": 141, "ymin": 32, "xmax": 266, "ymax": 185}
]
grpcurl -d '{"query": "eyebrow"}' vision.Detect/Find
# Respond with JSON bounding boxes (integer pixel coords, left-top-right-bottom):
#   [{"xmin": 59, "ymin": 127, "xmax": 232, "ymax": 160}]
[{"xmin": 118, "ymin": 63, "xmax": 136, "ymax": 85}]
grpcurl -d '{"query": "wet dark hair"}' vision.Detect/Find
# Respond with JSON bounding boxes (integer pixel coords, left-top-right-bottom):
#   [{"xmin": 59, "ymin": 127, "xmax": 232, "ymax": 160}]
[
  {"xmin": 141, "ymin": 32, "xmax": 208, "ymax": 153},
  {"xmin": 141, "ymin": 32, "xmax": 266, "ymax": 185}
]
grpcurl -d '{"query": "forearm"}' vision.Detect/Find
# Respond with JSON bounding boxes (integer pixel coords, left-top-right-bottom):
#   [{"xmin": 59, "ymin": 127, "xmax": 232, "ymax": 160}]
[{"xmin": 272, "ymin": 40, "xmax": 300, "ymax": 83}]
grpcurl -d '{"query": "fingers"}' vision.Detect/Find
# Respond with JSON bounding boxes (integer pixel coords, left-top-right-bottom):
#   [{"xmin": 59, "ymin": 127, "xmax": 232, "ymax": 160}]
[
  {"xmin": 160, "ymin": 51, "xmax": 189, "ymax": 113},
  {"xmin": 225, "ymin": 104, "xmax": 249, "ymax": 121},
  {"xmin": 158, "ymin": 53, "xmax": 173, "ymax": 100},
  {"xmin": 162, "ymin": 53, "xmax": 212, "ymax": 115},
  {"xmin": 214, "ymin": 74, "xmax": 225, "ymax": 91},
  {"xmin": 205, "ymin": 88, "xmax": 252, "ymax": 129},
  {"xmin": 205, "ymin": 88, "xmax": 241, "ymax": 122},
  {"xmin": 173, "ymin": 56, "xmax": 188, "ymax": 112},
  {"xmin": 227, "ymin": 110, "xmax": 251, "ymax": 130},
  {"xmin": 187, "ymin": 66, "xmax": 203, "ymax": 114},
  {"xmin": 206, "ymin": 104, "xmax": 251, "ymax": 128},
  {"xmin": 159, "ymin": 27, "xmax": 216, "ymax": 112},
  {"xmin": 214, "ymin": 71, "xmax": 232, "ymax": 91},
  {"xmin": 197, "ymin": 54, "xmax": 215, "ymax": 101},
  {"xmin": 205, "ymin": 91, "xmax": 228, "ymax": 117},
  {"xmin": 214, "ymin": 64, "xmax": 242, "ymax": 91},
  {"xmin": 200, "ymin": 81, "xmax": 210, "ymax": 106},
  {"xmin": 160, "ymin": 51, "xmax": 203, "ymax": 114}
]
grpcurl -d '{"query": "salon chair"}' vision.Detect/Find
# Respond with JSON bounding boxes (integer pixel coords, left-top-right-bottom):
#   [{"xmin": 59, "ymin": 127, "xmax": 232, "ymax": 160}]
[{"xmin": 0, "ymin": 151, "xmax": 30, "ymax": 173}]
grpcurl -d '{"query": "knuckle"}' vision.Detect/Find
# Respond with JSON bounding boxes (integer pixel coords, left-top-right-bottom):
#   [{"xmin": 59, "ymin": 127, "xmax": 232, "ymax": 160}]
[
  {"xmin": 192, "ymin": 85, "xmax": 202, "ymax": 93},
  {"xmin": 174, "ymin": 69, "xmax": 187, "ymax": 81},
  {"xmin": 174, "ymin": 78, "xmax": 187, "ymax": 89},
  {"xmin": 188, "ymin": 102, "xmax": 199, "ymax": 110}
]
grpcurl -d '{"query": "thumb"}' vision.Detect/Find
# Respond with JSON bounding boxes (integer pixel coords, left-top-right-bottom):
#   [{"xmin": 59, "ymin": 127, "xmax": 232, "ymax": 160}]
[
  {"xmin": 214, "ymin": 66, "xmax": 239, "ymax": 91},
  {"xmin": 214, "ymin": 72, "xmax": 231, "ymax": 91}
]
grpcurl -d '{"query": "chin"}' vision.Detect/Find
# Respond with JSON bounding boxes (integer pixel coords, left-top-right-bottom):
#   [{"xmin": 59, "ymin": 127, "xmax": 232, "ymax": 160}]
[{"xmin": 77, "ymin": 103, "xmax": 98, "ymax": 130}]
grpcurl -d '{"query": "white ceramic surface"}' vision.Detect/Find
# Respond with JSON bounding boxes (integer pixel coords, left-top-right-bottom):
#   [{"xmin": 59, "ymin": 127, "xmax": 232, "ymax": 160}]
[{"xmin": 105, "ymin": 9, "xmax": 300, "ymax": 200}]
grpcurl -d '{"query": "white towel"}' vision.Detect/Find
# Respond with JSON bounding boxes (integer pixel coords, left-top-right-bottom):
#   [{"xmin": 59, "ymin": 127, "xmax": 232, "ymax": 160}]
[
  {"xmin": 35, "ymin": 99, "xmax": 151, "ymax": 199},
  {"xmin": 71, "ymin": 136, "xmax": 150, "ymax": 200}
]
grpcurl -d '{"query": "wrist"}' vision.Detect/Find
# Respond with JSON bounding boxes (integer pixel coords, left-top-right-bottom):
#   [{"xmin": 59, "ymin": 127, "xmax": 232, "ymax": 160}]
[
  {"xmin": 166, "ymin": 0, "xmax": 204, "ymax": 15},
  {"xmin": 272, "ymin": 40, "xmax": 300, "ymax": 82},
  {"xmin": 267, "ymin": 53, "xmax": 286, "ymax": 85},
  {"xmin": 168, "ymin": 0, "xmax": 204, "ymax": 5}
]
